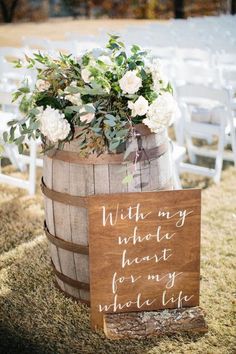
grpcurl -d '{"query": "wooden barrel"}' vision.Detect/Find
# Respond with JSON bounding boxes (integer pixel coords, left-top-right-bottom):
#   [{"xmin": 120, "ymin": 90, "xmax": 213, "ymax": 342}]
[{"xmin": 42, "ymin": 125, "xmax": 174, "ymax": 304}]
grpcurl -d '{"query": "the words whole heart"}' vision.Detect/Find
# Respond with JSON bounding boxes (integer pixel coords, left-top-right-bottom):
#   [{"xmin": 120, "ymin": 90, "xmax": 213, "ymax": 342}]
[{"xmin": 88, "ymin": 189, "xmax": 201, "ymax": 329}]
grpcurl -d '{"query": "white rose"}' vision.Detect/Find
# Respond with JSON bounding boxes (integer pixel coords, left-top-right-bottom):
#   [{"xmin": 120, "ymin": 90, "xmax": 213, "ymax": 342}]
[
  {"xmin": 36, "ymin": 79, "xmax": 50, "ymax": 92},
  {"xmin": 80, "ymin": 103, "xmax": 95, "ymax": 124},
  {"xmin": 81, "ymin": 68, "xmax": 91, "ymax": 83},
  {"xmin": 98, "ymin": 55, "xmax": 113, "ymax": 66},
  {"xmin": 146, "ymin": 58, "xmax": 168, "ymax": 92},
  {"xmin": 143, "ymin": 92, "xmax": 178, "ymax": 133},
  {"xmin": 66, "ymin": 92, "xmax": 82, "ymax": 106},
  {"xmin": 128, "ymin": 96, "xmax": 149, "ymax": 117},
  {"xmin": 38, "ymin": 106, "xmax": 70, "ymax": 143},
  {"xmin": 119, "ymin": 70, "xmax": 142, "ymax": 95}
]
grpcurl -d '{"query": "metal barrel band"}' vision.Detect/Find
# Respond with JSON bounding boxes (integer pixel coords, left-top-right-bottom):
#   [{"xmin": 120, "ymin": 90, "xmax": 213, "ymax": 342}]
[
  {"xmin": 53, "ymin": 280, "xmax": 90, "ymax": 306},
  {"xmin": 51, "ymin": 260, "xmax": 90, "ymax": 291},
  {"xmin": 45, "ymin": 142, "xmax": 169, "ymax": 165},
  {"xmin": 41, "ymin": 178, "xmax": 89, "ymax": 208},
  {"xmin": 44, "ymin": 221, "xmax": 89, "ymax": 255}
]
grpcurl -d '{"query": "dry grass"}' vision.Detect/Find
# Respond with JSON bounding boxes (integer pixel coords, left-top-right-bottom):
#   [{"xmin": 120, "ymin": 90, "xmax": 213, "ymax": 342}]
[{"xmin": 0, "ymin": 166, "xmax": 235, "ymax": 354}]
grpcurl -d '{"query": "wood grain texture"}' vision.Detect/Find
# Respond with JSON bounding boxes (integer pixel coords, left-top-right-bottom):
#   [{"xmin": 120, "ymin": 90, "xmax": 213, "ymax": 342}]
[
  {"xmin": 43, "ymin": 126, "xmax": 174, "ymax": 303},
  {"xmin": 88, "ymin": 189, "xmax": 201, "ymax": 329},
  {"xmin": 104, "ymin": 306, "xmax": 208, "ymax": 339},
  {"xmin": 69, "ymin": 156, "xmax": 93, "ymax": 301},
  {"xmin": 43, "ymin": 156, "xmax": 65, "ymax": 291},
  {"xmin": 52, "ymin": 158, "xmax": 80, "ymax": 298}
]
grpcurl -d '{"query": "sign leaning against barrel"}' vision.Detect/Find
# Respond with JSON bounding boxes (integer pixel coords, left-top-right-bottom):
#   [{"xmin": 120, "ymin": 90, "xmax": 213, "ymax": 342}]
[{"xmin": 88, "ymin": 189, "xmax": 201, "ymax": 329}]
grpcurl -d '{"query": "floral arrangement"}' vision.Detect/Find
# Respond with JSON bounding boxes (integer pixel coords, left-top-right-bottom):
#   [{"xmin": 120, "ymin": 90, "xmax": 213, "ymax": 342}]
[{"xmin": 4, "ymin": 35, "xmax": 177, "ymax": 156}]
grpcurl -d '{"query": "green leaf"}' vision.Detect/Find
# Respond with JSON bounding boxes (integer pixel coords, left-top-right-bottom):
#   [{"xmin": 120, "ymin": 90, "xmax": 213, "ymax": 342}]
[
  {"xmin": 84, "ymin": 104, "xmax": 95, "ymax": 113},
  {"xmin": 105, "ymin": 114, "xmax": 116, "ymax": 122},
  {"xmin": 64, "ymin": 106, "xmax": 81, "ymax": 114},
  {"xmin": 10, "ymin": 126, "xmax": 16, "ymax": 141},
  {"xmin": 82, "ymin": 54, "xmax": 90, "ymax": 66},
  {"xmin": 108, "ymin": 34, "xmax": 120, "ymax": 40},
  {"xmin": 109, "ymin": 139, "xmax": 121, "ymax": 151},
  {"xmin": 104, "ymin": 119, "xmax": 116, "ymax": 127},
  {"xmin": 15, "ymin": 136, "xmax": 25, "ymax": 145},
  {"xmin": 140, "ymin": 68, "xmax": 148, "ymax": 80},
  {"xmin": 19, "ymin": 87, "xmax": 30, "ymax": 94},
  {"xmin": 136, "ymin": 60, "xmax": 144, "ymax": 66},
  {"xmin": 3, "ymin": 131, "xmax": 8, "ymax": 143},
  {"xmin": 12, "ymin": 91, "xmax": 23, "ymax": 102},
  {"xmin": 65, "ymin": 86, "xmax": 80, "ymax": 94},
  {"xmin": 18, "ymin": 143, "xmax": 24, "ymax": 154},
  {"xmin": 91, "ymin": 127, "xmax": 102, "ymax": 134},
  {"xmin": 115, "ymin": 129, "xmax": 129, "ymax": 138},
  {"xmin": 7, "ymin": 119, "xmax": 18, "ymax": 126},
  {"xmin": 122, "ymin": 174, "xmax": 133, "ymax": 185},
  {"xmin": 131, "ymin": 44, "xmax": 141, "ymax": 54},
  {"xmin": 0, "ymin": 144, "xmax": 4, "ymax": 155},
  {"xmin": 128, "ymin": 62, "xmax": 136, "ymax": 70},
  {"xmin": 115, "ymin": 52, "xmax": 126, "ymax": 66}
]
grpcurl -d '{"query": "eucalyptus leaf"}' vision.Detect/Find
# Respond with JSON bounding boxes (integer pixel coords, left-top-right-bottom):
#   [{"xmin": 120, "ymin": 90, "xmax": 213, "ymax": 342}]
[
  {"xmin": 84, "ymin": 104, "xmax": 95, "ymax": 113},
  {"xmin": 7, "ymin": 119, "xmax": 18, "ymax": 126},
  {"xmin": 3, "ymin": 131, "xmax": 8, "ymax": 143},
  {"xmin": 18, "ymin": 143, "xmax": 24, "ymax": 154},
  {"xmin": 109, "ymin": 139, "xmax": 121, "ymax": 151},
  {"xmin": 122, "ymin": 174, "xmax": 133, "ymax": 185},
  {"xmin": 65, "ymin": 86, "xmax": 80, "ymax": 94},
  {"xmin": 0, "ymin": 144, "xmax": 4, "ymax": 155},
  {"xmin": 104, "ymin": 119, "xmax": 116, "ymax": 127}
]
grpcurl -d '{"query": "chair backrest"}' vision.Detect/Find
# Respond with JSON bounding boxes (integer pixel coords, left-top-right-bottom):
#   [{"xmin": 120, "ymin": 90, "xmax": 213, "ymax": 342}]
[
  {"xmin": 173, "ymin": 63, "xmax": 220, "ymax": 86},
  {"xmin": 217, "ymin": 52, "xmax": 236, "ymax": 67},
  {"xmin": 176, "ymin": 48, "xmax": 210, "ymax": 64},
  {"xmin": 176, "ymin": 83, "xmax": 231, "ymax": 108},
  {"xmin": 220, "ymin": 67, "xmax": 236, "ymax": 90}
]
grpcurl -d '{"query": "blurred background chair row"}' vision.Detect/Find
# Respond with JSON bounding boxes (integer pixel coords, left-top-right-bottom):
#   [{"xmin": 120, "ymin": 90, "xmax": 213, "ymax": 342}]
[{"xmin": 0, "ymin": 15, "xmax": 235, "ymax": 193}]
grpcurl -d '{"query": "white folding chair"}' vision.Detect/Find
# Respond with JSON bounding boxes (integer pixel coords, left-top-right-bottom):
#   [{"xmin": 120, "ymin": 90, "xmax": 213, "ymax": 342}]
[
  {"xmin": 171, "ymin": 142, "xmax": 187, "ymax": 190},
  {"xmin": 176, "ymin": 83, "xmax": 236, "ymax": 183},
  {"xmin": 0, "ymin": 91, "xmax": 43, "ymax": 195}
]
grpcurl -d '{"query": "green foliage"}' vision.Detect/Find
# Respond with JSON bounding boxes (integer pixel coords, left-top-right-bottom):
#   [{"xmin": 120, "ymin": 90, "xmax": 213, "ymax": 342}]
[{"xmin": 2, "ymin": 34, "xmax": 174, "ymax": 159}]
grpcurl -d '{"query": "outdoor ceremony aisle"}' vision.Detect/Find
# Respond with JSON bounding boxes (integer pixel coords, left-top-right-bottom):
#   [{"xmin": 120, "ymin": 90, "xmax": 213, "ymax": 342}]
[{"xmin": 0, "ymin": 167, "xmax": 235, "ymax": 354}]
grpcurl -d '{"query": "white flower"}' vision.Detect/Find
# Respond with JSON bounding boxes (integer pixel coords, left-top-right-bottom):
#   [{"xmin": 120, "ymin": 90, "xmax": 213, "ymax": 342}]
[
  {"xmin": 81, "ymin": 68, "xmax": 91, "ymax": 83},
  {"xmin": 98, "ymin": 55, "xmax": 113, "ymax": 66},
  {"xmin": 119, "ymin": 70, "xmax": 142, "ymax": 95},
  {"xmin": 143, "ymin": 92, "xmax": 178, "ymax": 133},
  {"xmin": 38, "ymin": 106, "xmax": 70, "ymax": 143},
  {"xmin": 35, "ymin": 79, "xmax": 50, "ymax": 92},
  {"xmin": 146, "ymin": 58, "xmax": 168, "ymax": 92},
  {"xmin": 66, "ymin": 92, "xmax": 82, "ymax": 106},
  {"xmin": 128, "ymin": 96, "xmax": 149, "ymax": 117},
  {"xmin": 70, "ymin": 81, "xmax": 77, "ymax": 87},
  {"xmin": 80, "ymin": 103, "xmax": 95, "ymax": 124}
]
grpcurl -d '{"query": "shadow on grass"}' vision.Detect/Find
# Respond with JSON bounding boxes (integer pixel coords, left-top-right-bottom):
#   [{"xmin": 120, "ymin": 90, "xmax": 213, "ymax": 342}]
[{"xmin": 0, "ymin": 325, "xmax": 51, "ymax": 354}]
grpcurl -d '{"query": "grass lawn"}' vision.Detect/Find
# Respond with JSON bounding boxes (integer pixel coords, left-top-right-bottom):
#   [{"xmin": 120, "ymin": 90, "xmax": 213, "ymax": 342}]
[{"xmin": 0, "ymin": 166, "xmax": 235, "ymax": 354}]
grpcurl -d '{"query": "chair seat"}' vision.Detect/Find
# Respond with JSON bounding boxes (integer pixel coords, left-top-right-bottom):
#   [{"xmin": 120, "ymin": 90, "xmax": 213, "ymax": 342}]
[{"xmin": 184, "ymin": 98, "xmax": 226, "ymax": 124}]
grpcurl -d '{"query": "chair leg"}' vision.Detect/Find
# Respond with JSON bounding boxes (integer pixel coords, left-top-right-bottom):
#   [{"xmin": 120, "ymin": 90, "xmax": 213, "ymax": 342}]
[
  {"xmin": 229, "ymin": 119, "xmax": 236, "ymax": 166},
  {"xmin": 186, "ymin": 135, "xmax": 197, "ymax": 164},
  {"xmin": 173, "ymin": 163, "xmax": 182, "ymax": 190},
  {"xmin": 213, "ymin": 128, "xmax": 225, "ymax": 183}
]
